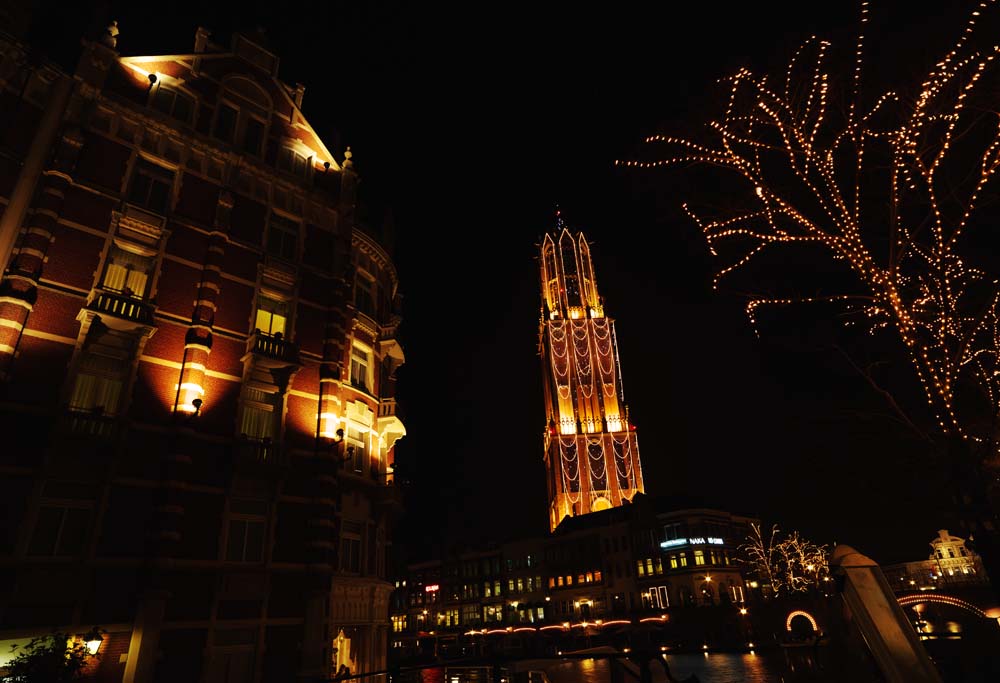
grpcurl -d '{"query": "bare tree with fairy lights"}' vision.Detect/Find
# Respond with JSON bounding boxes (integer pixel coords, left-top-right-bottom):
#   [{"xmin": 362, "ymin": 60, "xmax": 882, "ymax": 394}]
[
  {"xmin": 741, "ymin": 523, "xmax": 830, "ymax": 597},
  {"xmin": 620, "ymin": 1, "xmax": 1000, "ymax": 587}
]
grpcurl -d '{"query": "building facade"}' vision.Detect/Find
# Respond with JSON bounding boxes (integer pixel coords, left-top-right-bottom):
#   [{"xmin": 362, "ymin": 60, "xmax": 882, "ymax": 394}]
[
  {"xmin": 0, "ymin": 23, "xmax": 404, "ymax": 683},
  {"xmin": 883, "ymin": 529, "xmax": 989, "ymax": 592},
  {"xmin": 389, "ymin": 497, "xmax": 758, "ymax": 656},
  {"xmin": 538, "ymin": 222, "xmax": 644, "ymax": 532}
]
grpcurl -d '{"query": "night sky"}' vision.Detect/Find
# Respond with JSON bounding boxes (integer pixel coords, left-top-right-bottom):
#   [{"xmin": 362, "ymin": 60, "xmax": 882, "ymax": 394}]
[{"xmin": 29, "ymin": 0, "xmax": 974, "ymax": 565}]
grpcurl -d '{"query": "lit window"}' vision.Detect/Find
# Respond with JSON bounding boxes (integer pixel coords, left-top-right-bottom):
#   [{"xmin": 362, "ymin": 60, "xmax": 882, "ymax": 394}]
[
  {"xmin": 557, "ymin": 576, "xmax": 563, "ymax": 587},
  {"xmin": 549, "ymin": 577, "xmax": 555, "ymax": 588},
  {"xmin": 350, "ymin": 343, "xmax": 373, "ymax": 392},
  {"xmin": 594, "ymin": 570, "xmax": 602, "ymax": 582},
  {"xmin": 126, "ymin": 159, "xmax": 174, "ymax": 214},
  {"xmin": 254, "ymin": 296, "xmax": 288, "ymax": 337},
  {"xmin": 637, "ymin": 561, "xmax": 645, "ymax": 577},
  {"xmin": 670, "ymin": 555, "xmax": 678, "ymax": 569},
  {"xmin": 585, "ymin": 572, "xmax": 593, "ymax": 583},
  {"xmin": 645, "ymin": 559, "xmax": 653, "ymax": 575},
  {"xmin": 694, "ymin": 550, "xmax": 705, "ymax": 566},
  {"xmin": 266, "ymin": 213, "xmax": 299, "ymax": 261},
  {"xmin": 150, "ymin": 85, "xmax": 194, "ymax": 123},
  {"xmin": 679, "ymin": 552, "xmax": 688, "ymax": 568},
  {"xmin": 101, "ymin": 242, "xmax": 154, "ymax": 298}
]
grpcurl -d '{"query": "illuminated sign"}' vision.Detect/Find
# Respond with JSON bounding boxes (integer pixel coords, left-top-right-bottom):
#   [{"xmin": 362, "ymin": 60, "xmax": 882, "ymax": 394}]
[
  {"xmin": 425, "ymin": 584, "xmax": 440, "ymax": 592},
  {"xmin": 660, "ymin": 537, "xmax": 725, "ymax": 549}
]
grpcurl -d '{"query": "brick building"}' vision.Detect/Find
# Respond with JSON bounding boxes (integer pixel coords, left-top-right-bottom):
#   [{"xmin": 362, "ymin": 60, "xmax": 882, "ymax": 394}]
[{"xmin": 0, "ymin": 21, "xmax": 405, "ymax": 683}]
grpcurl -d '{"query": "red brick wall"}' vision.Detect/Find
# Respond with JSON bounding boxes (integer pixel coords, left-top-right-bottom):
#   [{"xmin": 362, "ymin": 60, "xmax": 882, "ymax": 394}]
[
  {"xmin": 74, "ymin": 134, "xmax": 130, "ymax": 192},
  {"xmin": 174, "ymin": 173, "xmax": 220, "ymax": 227},
  {"xmin": 214, "ymin": 279, "xmax": 253, "ymax": 333},
  {"xmin": 155, "ymin": 258, "xmax": 201, "ymax": 319},
  {"xmin": 46, "ymin": 226, "xmax": 104, "ymax": 291}
]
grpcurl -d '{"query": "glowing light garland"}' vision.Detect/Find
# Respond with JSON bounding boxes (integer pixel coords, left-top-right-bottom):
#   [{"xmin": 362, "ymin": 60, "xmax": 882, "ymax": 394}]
[
  {"xmin": 618, "ymin": 0, "xmax": 1000, "ymax": 444},
  {"xmin": 540, "ymin": 221, "xmax": 645, "ymax": 529}
]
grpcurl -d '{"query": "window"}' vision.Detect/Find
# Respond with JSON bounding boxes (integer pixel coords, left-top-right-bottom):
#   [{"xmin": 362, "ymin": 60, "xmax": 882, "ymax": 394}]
[
  {"xmin": 355, "ymin": 272, "xmax": 376, "ymax": 317},
  {"xmin": 636, "ymin": 561, "xmax": 645, "ymax": 577},
  {"xmin": 28, "ymin": 505, "xmax": 90, "ymax": 557},
  {"xmin": 350, "ymin": 343, "xmax": 373, "ymax": 392},
  {"xmin": 226, "ymin": 519, "xmax": 265, "ymax": 562},
  {"xmin": 214, "ymin": 102, "xmax": 238, "ymax": 143},
  {"xmin": 254, "ymin": 297, "xmax": 288, "ymax": 337},
  {"xmin": 266, "ymin": 213, "xmax": 299, "ymax": 261},
  {"xmin": 69, "ymin": 351, "xmax": 126, "ymax": 416},
  {"xmin": 126, "ymin": 159, "xmax": 174, "ymax": 214},
  {"xmin": 277, "ymin": 146, "xmax": 309, "ymax": 177},
  {"xmin": 239, "ymin": 387, "xmax": 277, "ymax": 441},
  {"xmin": 484, "ymin": 582, "xmax": 492, "ymax": 597},
  {"xmin": 242, "ymin": 116, "xmax": 266, "ymax": 156},
  {"xmin": 670, "ymin": 555, "xmax": 678, "ymax": 569},
  {"xmin": 346, "ymin": 426, "xmax": 367, "ymax": 473},
  {"xmin": 341, "ymin": 520, "xmax": 363, "ymax": 573},
  {"xmin": 101, "ymin": 242, "xmax": 154, "ymax": 298},
  {"xmin": 494, "ymin": 580, "xmax": 501, "ymax": 596},
  {"xmin": 150, "ymin": 85, "xmax": 194, "ymax": 123},
  {"xmin": 694, "ymin": 550, "xmax": 705, "ymax": 566},
  {"xmin": 594, "ymin": 570, "xmax": 602, "ymax": 582},
  {"xmin": 679, "ymin": 552, "xmax": 688, "ymax": 568}
]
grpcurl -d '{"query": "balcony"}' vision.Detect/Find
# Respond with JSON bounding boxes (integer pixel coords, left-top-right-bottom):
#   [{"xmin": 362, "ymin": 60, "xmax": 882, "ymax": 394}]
[
  {"xmin": 86, "ymin": 290, "xmax": 156, "ymax": 326},
  {"xmin": 378, "ymin": 397, "xmax": 398, "ymax": 418},
  {"xmin": 60, "ymin": 409, "xmax": 118, "ymax": 439},
  {"xmin": 246, "ymin": 331, "xmax": 300, "ymax": 365},
  {"xmin": 234, "ymin": 436, "xmax": 285, "ymax": 466}
]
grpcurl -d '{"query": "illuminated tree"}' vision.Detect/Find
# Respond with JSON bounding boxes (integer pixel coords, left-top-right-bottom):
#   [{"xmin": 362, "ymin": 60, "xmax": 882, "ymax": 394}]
[
  {"xmin": 740, "ymin": 523, "xmax": 830, "ymax": 597},
  {"xmin": 621, "ymin": 1, "xmax": 1000, "ymax": 577}
]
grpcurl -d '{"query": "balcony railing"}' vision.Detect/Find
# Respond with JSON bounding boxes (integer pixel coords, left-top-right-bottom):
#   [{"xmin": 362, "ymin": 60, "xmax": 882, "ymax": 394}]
[
  {"xmin": 247, "ymin": 331, "xmax": 300, "ymax": 364},
  {"xmin": 87, "ymin": 290, "xmax": 155, "ymax": 325},
  {"xmin": 234, "ymin": 436, "xmax": 284, "ymax": 465},
  {"xmin": 61, "ymin": 409, "xmax": 118, "ymax": 439},
  {"xmin": 379, "ymin": 398, "xmax": 398, "ymax": 418}
]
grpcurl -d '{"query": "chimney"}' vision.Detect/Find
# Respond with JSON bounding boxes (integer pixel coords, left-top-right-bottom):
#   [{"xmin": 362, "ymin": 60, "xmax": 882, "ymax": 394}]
[{"xmin": 194, "ymin": 26, "xmax": 211, "ymax": 53}]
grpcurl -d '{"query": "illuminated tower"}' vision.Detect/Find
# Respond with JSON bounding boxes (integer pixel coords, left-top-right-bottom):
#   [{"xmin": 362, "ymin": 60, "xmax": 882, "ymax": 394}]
[{"xmin": 539, "ymin": 218, "xmax": 645, "ymax": 532}]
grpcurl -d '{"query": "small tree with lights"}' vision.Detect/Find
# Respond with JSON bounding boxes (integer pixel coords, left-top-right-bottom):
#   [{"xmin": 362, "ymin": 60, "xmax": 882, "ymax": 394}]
[
  {"xmin": 740, "ymin": 523, "xmax": 830, "ymax": 598},
  {"xmin": 623, "ymin": 1, "xmax": 1000, "ymax": 590}
]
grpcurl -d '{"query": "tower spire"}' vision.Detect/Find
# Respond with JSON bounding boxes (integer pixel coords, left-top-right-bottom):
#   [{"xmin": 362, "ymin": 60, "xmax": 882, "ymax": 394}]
[{"xmin": 538, "ymin": 219, "xmax": 645, "ymax": 532}]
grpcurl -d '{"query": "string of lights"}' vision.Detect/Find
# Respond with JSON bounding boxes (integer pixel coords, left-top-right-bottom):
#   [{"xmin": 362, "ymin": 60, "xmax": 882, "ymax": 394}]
[{"xmin": 617, "ymin": 0, "xmax": 1000, "ymax": 446}]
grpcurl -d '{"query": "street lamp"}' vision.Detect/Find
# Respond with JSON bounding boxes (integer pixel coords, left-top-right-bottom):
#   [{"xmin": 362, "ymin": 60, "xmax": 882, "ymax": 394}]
[{"xmin": 83, "ymin": 627, "xmax": 103, "ymax": 656}]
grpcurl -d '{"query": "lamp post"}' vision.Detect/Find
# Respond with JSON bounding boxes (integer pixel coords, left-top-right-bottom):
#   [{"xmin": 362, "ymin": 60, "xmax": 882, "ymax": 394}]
[{"xmin": 83, "ymin": 627, "xmax": 103, "ymax": 656}]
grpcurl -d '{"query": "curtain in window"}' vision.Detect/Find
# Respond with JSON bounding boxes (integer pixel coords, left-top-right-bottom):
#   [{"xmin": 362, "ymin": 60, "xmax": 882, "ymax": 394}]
[
  {"xmin": 240, "ymin": 402, "xmax": 273, "ymax": 440},
  {"xmin": 69, "ymin": 353, "xmax": 125, "ymax": 414},
  {"xmin": 102, "ymin": 244, "xmax": 153, "ymax": 296}
]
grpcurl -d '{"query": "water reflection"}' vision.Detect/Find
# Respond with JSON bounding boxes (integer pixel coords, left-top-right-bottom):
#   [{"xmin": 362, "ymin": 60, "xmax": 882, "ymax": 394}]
[{"xmin": 521, "ymin": 652, "xmax": 785, "ymax": 683}]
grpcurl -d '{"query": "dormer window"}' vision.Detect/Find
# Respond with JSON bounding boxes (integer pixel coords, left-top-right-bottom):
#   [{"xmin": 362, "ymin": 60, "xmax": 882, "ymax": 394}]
[
  {"xmin": 277, "ymin": 146, "xmax": 310, "ymax": 178},
  {"xmin": 150, "ymin": 85, "xmax": 194, "ymax": 124},
  {"xmin": 242, "ymin": 116, "xmax": 266, "ymax": 156},
  {"xmin": 214, "ymin": 102, "xmax": 238, "ymax": 143},
  {"xmin": 126, "ymin": 159, "xmax": 174, "ymax": 214}
]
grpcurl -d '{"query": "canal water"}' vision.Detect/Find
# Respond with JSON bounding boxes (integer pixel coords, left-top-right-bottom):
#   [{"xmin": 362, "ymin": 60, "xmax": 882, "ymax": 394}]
[{"xmin": 513, "ymin": 652, "xmax": 786, "ymax": 683}]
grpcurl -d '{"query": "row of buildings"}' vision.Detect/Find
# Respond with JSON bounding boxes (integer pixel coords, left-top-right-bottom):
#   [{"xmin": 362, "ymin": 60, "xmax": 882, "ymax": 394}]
[
  {"xmin": 389, "ymin": 496, "xmax": 759, "ymax": 655},
  {"xmin": 0, "ymin": 18, "xmax": 403, "ymax": 683}
]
